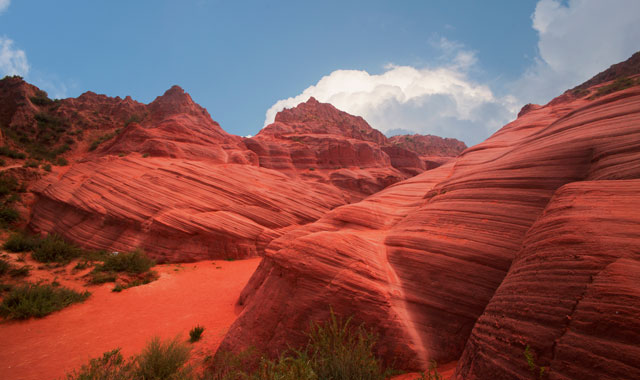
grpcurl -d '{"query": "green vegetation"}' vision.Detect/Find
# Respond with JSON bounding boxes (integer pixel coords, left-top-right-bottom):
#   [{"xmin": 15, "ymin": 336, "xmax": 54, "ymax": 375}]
[
  {"xmin": 524, "ymin": 345, "xmax": 547, "ymax": 379},
  {"xmin": 23, "ymin": 159, "xmax": 39, "ymax": 168},
  {"xmin": 305, "ymin": 311, "xmax": 386, "ymax": 380},
  {"xmin": 43, "ymin": 163, "xmax": 52, "ymax": 172},
  {"xmin": 590, "ymin": 76, "xmax": 640, "ymax": 99},
  {"xmin": 205, "ymin": 310, "xmax": 390, "ymax": 380},
  {"xmin": 0, "ymin": 174, "xmax": 22, "ymax": 228},
  {"xmin": 66, "ymin": 336, "xmax": 192, "ymax": 380},
  {"xmin": 415, "ymin": 362, "xmax": 443, "ymax": 380},
  {"xmin": 0, "ymin": 283, "xmax": 90, "ymax": 319},
  {"xmin": 66, "ymin": 311, "xmax": 394, "ymax": 380},
  {"xmin": 189, "ymin": 325, "xmax": 205, "ymax": 343},
  {"xmin": 0, "ymin": 258, "xmax": 10, "ymax": 275},
  {"xmin": 4, "ymin": 231, "xmax": 43, "ymax": 252},
  {"xmin": 124, "ymin": 114, "xmax": 144, "ymax": 127},
  {"xmin": 64, "ymin": 349, "xmax": 136, "ymax": 380},
  {"xmin": 30, "ymin": 90, "xmax": 54, "ymax": 106},
  {"xmin": 0, "ymin": 145, "xmax": 26, "ymax": 159},
  {"xmin": 9, "ymin": 265, "xmax": 30, "ymax": 277},
  {"xmin": 32, "ymin": 234, "xmax": 84, "ymax": 263},
  {"xmin": 96, "ymin": 249, "xmax": 155, "ymax": 274},
  {"xmin": 56, "ymin": 157, "xmax": 69, "ymax": 166},
  {"xmin": 89, "ymin": 130, "xmax": 119, "ymax": 151}
]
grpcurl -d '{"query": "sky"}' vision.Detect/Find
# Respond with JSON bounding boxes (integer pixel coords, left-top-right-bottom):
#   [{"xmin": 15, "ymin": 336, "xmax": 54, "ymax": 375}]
[{"xmin": 1, "ymin": 0, "xmax": 639, "ymax": 145}]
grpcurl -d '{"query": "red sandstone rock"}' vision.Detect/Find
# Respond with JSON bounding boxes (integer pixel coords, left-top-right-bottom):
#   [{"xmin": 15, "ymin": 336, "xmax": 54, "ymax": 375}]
[
  {"xmin": 217, "ymin": 58, "xmax": 640, "ymax": 379},
  {"xmin": 12, "ymin": 85, "xmax": 458, "ymax": 262}
]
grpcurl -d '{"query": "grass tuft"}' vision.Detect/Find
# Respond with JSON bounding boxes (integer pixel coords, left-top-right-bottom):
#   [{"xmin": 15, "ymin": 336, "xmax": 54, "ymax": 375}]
[
  {"xmin": 0, "ymin": 283, "xmax": 90, "ymax": 319},
  {"xmin": 135, "ymin": 336, "xmax": 192, "ymax": 380},
  {"xmin": 3, "ymin": 232, "xmax": 40, "ymax": 252},
  {"xmin": 189, "ymin": 325, "xmax": 205, "ymax": 343},
  {"xmin": 32, "ymin": 234, "xmax": 83, "ymax": 263},
  {"xmin": 97, "ymin": 249, "xmax": 155, "ymax": 274}
]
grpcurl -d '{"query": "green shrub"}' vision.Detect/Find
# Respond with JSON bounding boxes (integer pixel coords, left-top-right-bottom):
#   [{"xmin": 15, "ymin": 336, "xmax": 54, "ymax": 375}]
[
  {"xmin": 189, "ymin": 325, "xmax": 205, "ymax": 342},
  {"xmin": 89, "ymin": 271, "xmax": 117, "ymax": 285},
  {"xmin": 56, "ymin": 157, "xmax": 69, "ymax": 166},
  {"xmin": 0, "ymin": 283, "xmax": 13, "ymax": 292},
  {"xmin": 65, "ymin": 348, "xmax": 135, "ymax": 380},
  {"xmin": 142, "ymin": 153, "xmax": 150, "ymax": 158},
  {"xmin": 4, "ymin": 232, "xmax": 40, "ymax": 252},
  {"xmin": 0, "ymin": 258, "xmax": 10, "ymax": 275},
  {"xmin": 135, "ymin": 336, "xmax": 192, "ymax": 380},
  {"xmin": 32, "ymin": 234, "xmax": 83, "ymax": 263},
  {"xmin": 30, "ymin": 90, "xmax": 53, "ymax": 106},
  {"xmin": 97, "ymin": 249, "xmax": 155, "ymax": 274},
  {"xmin": 0, "ymin": 283, "xmax": 90, "ymax": 319},
  {"xmin": 66, "ymin": 337, "xmax": 193, "ymax": 380},
  {"xmin": 256, "ymin": 352, "xmax": 317, "ymax": 380},
  {"xmin": 0, "ymin": 206, "xmax": 20, "ymax": 226},
  {"xmin": 43, "ymin": 163, "xmax": 52, "ymax": 172},
  {"xmin": 9, "ymin": 265, "xmax": 30, "ymax": 277},
  {"xmin": 415, "ymin": 361, "xmax": 443, "ymax": 380},
  {"xmin": 305, "ymin": 311, "xmax": 386, "ymax": 380},
  {"xmin": 89, "ymin": 132, "xmax": 117, "ymax": 151},
  {"xmin": 23, "ymin": 160, "xmax": 39, "ymax": 168},
  {"xmin": 0, "ymin": 145, "xmax": 26, "ymax": 159},
  {"xmin": 0, "ymin": 174, "xmax": 19, "ymax": 197}
]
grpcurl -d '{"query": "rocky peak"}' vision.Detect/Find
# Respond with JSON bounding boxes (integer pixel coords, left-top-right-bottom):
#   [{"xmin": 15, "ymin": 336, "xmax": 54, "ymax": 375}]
[
  {"xmin": 148, "ymin": 85, "xmax": 212, "ymax": 121},
  {"xmin": 266, "ymin": 97, "xmax": 387, "ymax": 145},
  {"xmin": 388, "ymin": 134, "xmax": 467, "ymax": 157}
]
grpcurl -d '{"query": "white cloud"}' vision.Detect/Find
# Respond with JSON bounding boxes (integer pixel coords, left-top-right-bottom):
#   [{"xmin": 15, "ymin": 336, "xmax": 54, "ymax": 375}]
[
  {"xmin": 0, "ymin": 36, "xmax": 29, "ymax": 77},
  {"xmin": 264, "ymin": 40, "xmax": 517, "ymax": 145},
  {"xmin": 0, "ymin": 0, "xmax": 9, "ymax": 14},
  {"xmin": 514, "ymin": 0, "xmax": 640, "ymax": 104}
]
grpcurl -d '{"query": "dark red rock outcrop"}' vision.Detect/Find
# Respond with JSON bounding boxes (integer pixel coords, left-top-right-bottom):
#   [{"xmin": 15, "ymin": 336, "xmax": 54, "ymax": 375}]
[{"xmin": 217, "ymin": 55, "xmax": 640, "ymax": 379}]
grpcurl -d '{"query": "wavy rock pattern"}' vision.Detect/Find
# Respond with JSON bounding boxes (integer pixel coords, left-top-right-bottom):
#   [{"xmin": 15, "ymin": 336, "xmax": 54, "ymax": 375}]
[
  {"xmin": 30, "ymin": 157, "xmax": 346, "ymax": 262},
  {"xmin": 456, "ymin": 180, "xmax": 640, "ymax": 380},
  {"xmin": 218, "ymin": 79, "xmax": 640, "ymax": 377}
]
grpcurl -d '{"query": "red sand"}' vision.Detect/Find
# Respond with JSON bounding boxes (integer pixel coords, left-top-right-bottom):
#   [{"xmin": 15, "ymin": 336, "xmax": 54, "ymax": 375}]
[{"xmin": 0, "ymin": 257, "xmax": 261, "ymax": 380}]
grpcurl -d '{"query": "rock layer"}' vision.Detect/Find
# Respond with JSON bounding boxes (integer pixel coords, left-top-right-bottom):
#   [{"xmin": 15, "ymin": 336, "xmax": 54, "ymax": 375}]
[
  {"xmin": 217, "ymin": 63, "xmax": 640, "ymax": 379},
  {"xmin": 14, "ymin": 85, "xmax": 461, "ymax": 261}
]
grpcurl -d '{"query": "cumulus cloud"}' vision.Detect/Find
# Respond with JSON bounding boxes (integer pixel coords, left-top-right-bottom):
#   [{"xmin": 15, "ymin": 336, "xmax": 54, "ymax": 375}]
[
  {"xmin": 264, "ymin": 40, "xmax": 518, "ymax": 145},
  {"xmin": 513, "ymin": 0, "xmax": 640, "ymax": 104},
  {"xmin": 0, "ymin": 37, "xmax": 29, "ymax": 77},
  {"xmin": 0, "ymin": 0, "xmax": 9, "ymax": 14}
]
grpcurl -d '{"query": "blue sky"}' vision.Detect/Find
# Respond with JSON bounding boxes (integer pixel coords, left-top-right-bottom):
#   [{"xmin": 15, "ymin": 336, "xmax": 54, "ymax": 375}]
[{"xmin": 1, "ymin": 1, "xmax": 639, "ymax": 145}]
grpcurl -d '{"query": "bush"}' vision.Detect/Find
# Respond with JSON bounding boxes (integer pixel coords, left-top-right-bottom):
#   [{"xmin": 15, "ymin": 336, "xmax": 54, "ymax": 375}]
[
  {"xmin": 4, "ymin": 232, "xmax": 40, "ymax": 252},
  {"xmin": 56, "ymin": 157, "xmax": 69, "ymax": 166},
  {"xmin": 89, "ymin": 132, "xmax": 117, "ymax": 151},
  {"xmin": 0, "ymin": 258, "xmax": 10, "ymax": 275},
  {"xmin": 415, "ymin": 362, "xmax": 443, "ymax": 380},
  {"xmin": 0, "ymin": 283, "xmax": 90, "ymax": 319},
  {"xmin": 32, "ymin": 234, "xmax": 83, "ymax": 263},
  {"xmin": 97, "ymin": 249, "xmax": 155, "ymax": 274},
  {"xmin": 0, "ymin": 174, "xmax": 19, "ymax": 197},
  {"xmin": 255, "ymin": 352, "xmax": 317, "ymax": 380},
  {"xmin": 305, "ymin": 311, "xmax": 386, "ymax": 380},
  {"xmin": 0, "ymin": 145, "xmax": 26, "ymax": 159},
  {"xmin": 0, "ymin": 206, "xmax": 20, "ymax": 226},
  {"xmin": 66, "ymin": 337, "xmax": 193, "ymax": 380},
  {"xmin": 189, "ymin": 325, "xmax": 205, "ymax": 342},
  {"xmin": 65, "ymin": 348, "xmax": 135, "ymax": 380},
  {"xmin": 204, "ymin": 310, "xmax": 389, "ymax": 380},
  {"xmin": 30, "ymin": 90, "xmax": 53, "ymax": 106},
  {"xmin": 9, "ymin": 265, "xmax": 30, "ymax": 277},
  {"xmin": 89, "ymin": 271, "xmax": 117, "ymax": 285},
  {"xmin": 135, "ymin": 336, "xmax": 192, "ymax": 380},
  {"xmin": 43, "ymin": 163, "xmax": 52, "ymax": 172},
  {"xmin": 23, "ymin": 160, "xmax": 39, "ymax": 168}
]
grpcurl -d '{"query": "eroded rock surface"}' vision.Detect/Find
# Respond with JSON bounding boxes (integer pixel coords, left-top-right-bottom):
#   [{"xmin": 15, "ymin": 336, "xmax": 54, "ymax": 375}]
[{"xmin": 218, "ymin": 58, "xmax": 640, "ymax": 379}]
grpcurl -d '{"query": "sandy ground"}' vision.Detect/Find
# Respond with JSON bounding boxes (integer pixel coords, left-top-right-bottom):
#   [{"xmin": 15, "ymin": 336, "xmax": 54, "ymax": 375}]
[{"xmin": 0, "ymin": 257, "xmax": 261, "ymax": 380}]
